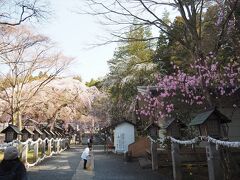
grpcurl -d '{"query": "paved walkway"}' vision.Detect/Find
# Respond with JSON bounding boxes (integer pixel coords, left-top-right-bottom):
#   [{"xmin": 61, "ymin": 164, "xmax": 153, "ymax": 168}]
[
  {"xmin": 93, "ymin": 152, "xmax": 171, "ymax": 180},
  {"xmin": 28, "ymin": 145, "xmax": 93, "ymax": 180},
  {"xmin": 28, "ymin": 145, "xmax": 171, "ymax": 180}
]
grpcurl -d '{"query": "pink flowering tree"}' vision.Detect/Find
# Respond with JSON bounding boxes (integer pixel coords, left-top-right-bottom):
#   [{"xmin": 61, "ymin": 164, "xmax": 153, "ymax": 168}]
[
  {"xmin": 134, "ymin": 0, "xmax": 240, "ymax": 123},
  {"xmin": 136, "ymin": 53, "xmax": 240, "ymax": 121}
]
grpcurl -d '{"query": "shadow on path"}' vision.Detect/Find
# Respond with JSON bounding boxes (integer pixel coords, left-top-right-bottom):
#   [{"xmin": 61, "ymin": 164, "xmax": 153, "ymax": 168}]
[
  {"xmin": 28, "ymin": 146, "xmax": 83, "ymax": 180},
  {"xmin": 28, "ymin": 145, "xmax": 171, "ymax": 180},
  {"xmin": 93, "ymin": 152, "xmax": 172, "ymax": 180}
]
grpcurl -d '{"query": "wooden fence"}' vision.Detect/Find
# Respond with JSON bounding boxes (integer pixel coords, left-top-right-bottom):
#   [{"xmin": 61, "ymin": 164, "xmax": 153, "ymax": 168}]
[
  {"xmin": 0, "ymin": 137, "xmax": 69, "ymax": 168},
  {"xmin": 148, "ymin": 136, "xmax": 240, "ymax": 180}
]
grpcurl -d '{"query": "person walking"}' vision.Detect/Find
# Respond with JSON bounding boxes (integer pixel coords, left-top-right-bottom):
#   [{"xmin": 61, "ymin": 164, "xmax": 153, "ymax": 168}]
[
  {"xmin": 0, "ymin": 146, "xmax": 28, "ymax": 180},
  {"xmin": 81, "ymin": 145, "xmax": 92, "ymax": 170},
  {"xmin": 87, "ymin": 137, "xmax": 93, "ymax": 147}
]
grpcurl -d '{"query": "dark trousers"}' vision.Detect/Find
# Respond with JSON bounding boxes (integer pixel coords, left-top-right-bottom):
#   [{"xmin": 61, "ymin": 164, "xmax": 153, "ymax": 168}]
[{"xmin": 83, "ymin": 159, "xmax": 87, "ymax": 169}]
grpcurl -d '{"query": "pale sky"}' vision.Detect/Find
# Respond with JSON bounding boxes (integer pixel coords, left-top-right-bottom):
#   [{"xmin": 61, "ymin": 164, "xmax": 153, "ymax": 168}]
[{"xmin": 36, "ymin": 0, "xmax": 116, "ymax": 82}]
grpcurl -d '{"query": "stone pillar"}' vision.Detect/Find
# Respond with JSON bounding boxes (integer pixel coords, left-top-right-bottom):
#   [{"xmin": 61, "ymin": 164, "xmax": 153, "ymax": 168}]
[
  {"xmin": 48, "ymin": 139, "xmax": 52, "ymax": 155},
  {"xmin": 57, "ymin": 139, "xmax": 60, "ymax": 153},
  {"xmin": 171, "ymin": 142, "xmax": 182, "ymax": 180},
  {"xmin": 42, "ymin": 140, "xmax": 46, "ymax": 155},
  {"xmin": 151, "ymin": 141, "xmax": 158, "ymax": 170},
  {"xmin": 21, "ymin": 144, "xmax": 28, "ymax": 164},
  {"xmin": 206, "ymin": 142, "xmax": 223, "ymax": 180},
  {"xmin": 33, "ymin": 142, "xmax": 39, "ymax": 161},
  {"xmin": 59, "ymin": 139, "xmax": 62, "ymax": 151},
  {"xmin": 53, "ymin": 140, "xmax": 56, "ymax": 152}
]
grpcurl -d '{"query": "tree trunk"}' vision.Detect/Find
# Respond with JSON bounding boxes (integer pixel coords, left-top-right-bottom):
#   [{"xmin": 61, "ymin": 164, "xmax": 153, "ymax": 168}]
[{"xmin": 12, "ymin": 109, "xmax": 22, "ymax": 130}]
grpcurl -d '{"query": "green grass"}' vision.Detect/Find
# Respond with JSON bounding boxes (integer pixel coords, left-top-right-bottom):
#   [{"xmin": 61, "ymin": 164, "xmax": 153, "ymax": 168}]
[
  {"xmin": 0, "ymin": 151, "xmax": 3, "ymax": 161},
  {"xmin": 0, "ymin": 149, "xmax": 44, "ymax": 163},
  {"xmin": 24, "ymin": 149, "xmax": 43, "ymax": 163}
]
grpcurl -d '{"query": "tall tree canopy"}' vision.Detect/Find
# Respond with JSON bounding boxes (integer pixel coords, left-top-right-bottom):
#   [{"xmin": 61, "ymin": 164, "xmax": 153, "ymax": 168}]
[
  {"xmin": 84, "ymin": 0, "xmax": 240, "ymax": 124},
  {"xmin": 103, "ymin": 24, "xmax": 158, "ymax": 122}
]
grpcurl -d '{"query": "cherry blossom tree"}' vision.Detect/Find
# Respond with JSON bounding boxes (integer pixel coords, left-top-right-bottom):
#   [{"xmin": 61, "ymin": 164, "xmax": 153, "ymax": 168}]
[
  {"xmin": 20, "ymin": 78, "xmax": 103, "ymax": 132},
  {"xmin": 0, "ymin": 26, "xmax": 72, "ymax": 129}
]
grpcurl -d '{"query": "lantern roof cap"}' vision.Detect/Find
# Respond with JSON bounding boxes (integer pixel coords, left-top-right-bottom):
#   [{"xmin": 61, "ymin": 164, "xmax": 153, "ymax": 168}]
[
  {"xmin": 55, "ymin": 124, "xmax": 64, "ymax": 131},
  {"xmin": 189, "ymin": 107, "xmax": 231, "ymax": 126},
  {"xmin": 160, "ymin": 118, "xmax": 186, "ymax": 129},
  {"xmin": 49, "ymin": 130, "xmax": 56, "ymax": 136},
  {"xmin": 1, "ymin": 124, "xmax": 22, "ymax": 134},
  {"xmin": 43, "ymin": 129, "xmax": 51, "ymax": 135},
  {"xmin": 21, "ymin": 127, "xmax": 34, "ymax": 135},
  {"xmin": 33, "ymin": 127, "xmax": 43, "ymax": 135},
  {"xmin": 144, "ymin": 122, "xmax": 160, "ymax": 131}
]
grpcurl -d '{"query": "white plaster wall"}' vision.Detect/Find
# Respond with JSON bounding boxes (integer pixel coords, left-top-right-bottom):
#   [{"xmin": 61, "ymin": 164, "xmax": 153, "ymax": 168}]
[{"xmin": 114, "ymin": 122, "xmax": 135, "ymax": 153}]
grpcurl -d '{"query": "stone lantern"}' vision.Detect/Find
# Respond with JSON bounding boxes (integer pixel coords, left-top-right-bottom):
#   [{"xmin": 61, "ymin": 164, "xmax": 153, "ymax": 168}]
[
  {"xmin": 33, "ymin": 127, "xmax": 43, "ymax": 141},
  {"xmin": 189, "ymin": 107, "xmax": 231, "ymax": 139},
  {"xmin": 21, "ymin": 127, "xmax": 34, "ymax": 142},
  {"xmin": 161, "ymin": 118, "xmax": 186, "ymax": 138},
  {"xmin": 49, "ymin": 129, "xmax": 56, "ymax": 138},
  {"xmin": 189, "ymin": 107, "xmax": 231, "ymax": 180},
  {"xmin": 55, "ymin": 124, "xmax": 64, "ymax": 134},
  {"xmin": 144, "ymin": 122, "xmax": 160, "ymax": 171},
  {"xmin": 160, "ymin": 118, "xmax": 186, "ymax": 179},
  {"xmin": 41, "ymin": 129, "xmax": 51, "ymax": 139},
  {"xmin": 1, "ymin": 124, "xmax": 22, "ymax": 143},
  {"xmin": 145, "ymin": 122, "xmax": 160, "ymax": 139}
]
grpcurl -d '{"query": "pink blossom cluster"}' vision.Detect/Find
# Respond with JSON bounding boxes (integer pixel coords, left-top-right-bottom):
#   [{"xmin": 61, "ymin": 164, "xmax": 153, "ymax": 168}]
[{"xmin": 136, "ymin": 54, "xmax": 240, "ymax": 121}]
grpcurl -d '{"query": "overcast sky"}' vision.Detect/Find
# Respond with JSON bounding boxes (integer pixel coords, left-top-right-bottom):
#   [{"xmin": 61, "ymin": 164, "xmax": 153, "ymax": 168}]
[{"xmin": 36, "ymin": 0, "xmax": 116, "ymax": 82}]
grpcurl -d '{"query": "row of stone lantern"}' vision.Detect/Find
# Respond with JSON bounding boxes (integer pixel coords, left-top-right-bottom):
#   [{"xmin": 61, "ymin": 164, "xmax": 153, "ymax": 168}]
[
  {"xmin": 146, "ymin": 107, "xmax": 231, "ymax": 140},
  {"xmin": 1, "ymin": 124, "xmax": 66, "ymax": 143},
  {"xmin": 145, "ymin": 107, "xmax": 231, "ymax": 180}
]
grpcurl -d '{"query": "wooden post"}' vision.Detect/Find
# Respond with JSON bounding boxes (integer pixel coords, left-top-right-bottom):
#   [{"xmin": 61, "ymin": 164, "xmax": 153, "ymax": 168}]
[
  {"xmin": 48, "ymin": 139, "xmax": 52, "ymax": 155},
  {"xmin": 62, "ymin": 139, "xmax": 64, "ymax": 150},
  {"xmin": 206, "ymin": 142, "xmax": 223, "ymax": 180},
  {"xmin": 151, "ymin": 141, "xmax": 158, "ymax": 170},
  {"xmin": 21, "ymin": 144, "xmax": 28, "ymax": 164},
  {"xmin": 171, "ymin": 142, "xmax": 182, "ymax": 180},
  {"xmin": 42, "ymin": 140, "xmax": 46, "ymax": 155},
  {"xmin": 57, "ymin": 139, "xmax": 60, "ymax": 153},
  {"xmin": 33, "ymin": 142, "xmax": 39, "ymax": 161},
  {"xmin": 63, "ymin": 139, "xmax": 66, "ymax": 149},
  {"xmin": 53, "ymin": 140, "xmax": 56, "ymax": 152},
  {"xmin": 59, "ymin": 139, "xmax": 62, "ymax": 151}
]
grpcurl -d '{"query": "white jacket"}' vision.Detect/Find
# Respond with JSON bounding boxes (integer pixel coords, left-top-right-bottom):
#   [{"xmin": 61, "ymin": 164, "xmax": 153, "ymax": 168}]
[{"xmin": 81, "ymin": 147, "xmax": 90, "ymax": 160}]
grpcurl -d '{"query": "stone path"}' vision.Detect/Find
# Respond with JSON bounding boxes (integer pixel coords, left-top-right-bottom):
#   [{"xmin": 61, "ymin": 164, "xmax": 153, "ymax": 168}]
[
  {"xmin": 28, "ymin": 145, "xmax": 93, "ymax": 180},
  {"xmin": 28, "ymin": 145, "xmax": 171, "ymax": 180},
  {"xmin": 93, "ymin": 152, "xmax": 171, "ymax": 180}
]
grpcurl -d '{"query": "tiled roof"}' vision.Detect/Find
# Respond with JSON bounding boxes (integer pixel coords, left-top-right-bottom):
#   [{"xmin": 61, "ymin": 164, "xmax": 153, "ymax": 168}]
[
  {"xmin": 1, "ymin": 124, "xmax": 22, "ymax": 134},
  {"xmin": 160, "ymin": 118, "xmax": 175, "ymax": 129},
  {"xmin": 189, "ymin": 108, "xmax": 231, "ymax": 126},
  {"xmin": 144, "ymin": 122, "xmax": 160, "ymax": 131},
  {"xmin": 43, "ymin": 129, "xmax": 51, "ymax": 135},
  {"xmin": 160, "ymin": 118, "xmax": 186, "ymax": 129},
  {"xmin": 34, "ymin": 127, "xmax": 43, "ymax": 135},
  {"xmin": 22, "ymin": 127, "xmax": 34, "ymax": 135}
]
